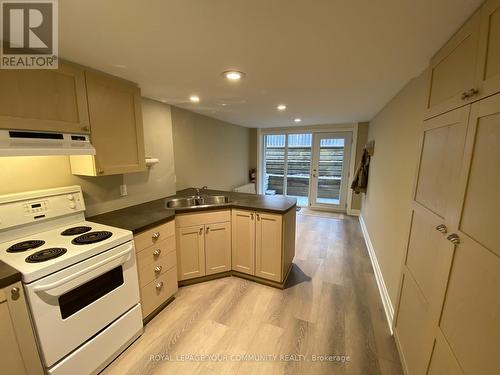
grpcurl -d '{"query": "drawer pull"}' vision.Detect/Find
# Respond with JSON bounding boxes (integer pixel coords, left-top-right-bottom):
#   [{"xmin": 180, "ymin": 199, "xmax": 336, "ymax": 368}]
[
  {"xmin": 11, "ymin": 287, "xmax": 20, "ymax": 301},
  {"xmin": 154, "ymin": 265, "xmax": 162, "ymax": 273},
  {"xmin": 156, "ymin": 281, "xmax": 164, "ymax": 290},
  {"xmin": 152, "ymin": 232, "xmax": 161, "ymax": 240},
  {"xmin": 153, "ymin": 249, "xmax": 161, "ymax": 257}
]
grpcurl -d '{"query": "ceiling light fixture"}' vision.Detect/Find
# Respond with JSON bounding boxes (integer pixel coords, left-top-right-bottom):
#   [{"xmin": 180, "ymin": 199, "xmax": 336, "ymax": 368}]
[
  {"xmin": 189, "ymin": 95, "xmax": 200, "ymax": 103},
  {"xmin": 277, "ymin": 104, "xmax": 287, "ymax": 111},
  {"xmin": 222, "ymin": 70, "xmax": 246, "ymax": 81},
  {"xmin": 294, "ymin": 118, "xmax": 302, "ymax": 123}
]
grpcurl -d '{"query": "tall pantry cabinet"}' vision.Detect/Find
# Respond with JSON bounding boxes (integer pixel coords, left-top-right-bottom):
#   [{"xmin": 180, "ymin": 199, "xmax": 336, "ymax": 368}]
[{"xmin": 393, "ymin": 1, "xmax": 500, "ymax": 374}]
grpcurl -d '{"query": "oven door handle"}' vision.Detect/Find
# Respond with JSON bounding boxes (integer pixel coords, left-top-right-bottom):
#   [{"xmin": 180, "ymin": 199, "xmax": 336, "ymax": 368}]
[{"xmin": 32, "ymin": 244, "xmax": 134, "ymax": 294}]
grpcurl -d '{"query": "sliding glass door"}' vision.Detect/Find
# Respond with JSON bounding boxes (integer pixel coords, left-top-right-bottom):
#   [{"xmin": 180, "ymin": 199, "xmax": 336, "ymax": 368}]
[
  {"xmin": 310, "ymin": 132, "xmax": 352, "ymax": 209},
  {"xmin": 263, "ymin": 131, "xmax": 351, "ymax": 210},
  {"xmin": 263, "ymin": 134, "xmax": 312, "ymax": 206}
]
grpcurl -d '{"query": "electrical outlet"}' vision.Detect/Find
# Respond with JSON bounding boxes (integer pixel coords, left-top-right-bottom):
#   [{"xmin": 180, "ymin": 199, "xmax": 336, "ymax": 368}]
[{"xmin": 120, "ymin": 184, "xmax": 128, "ymax": 197}]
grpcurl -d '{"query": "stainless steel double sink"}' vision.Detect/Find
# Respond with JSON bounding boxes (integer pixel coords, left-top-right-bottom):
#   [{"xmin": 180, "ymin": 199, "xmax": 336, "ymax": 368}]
[{"xmin": 165, "ymin": 195, "xmax": 231, "ymax": 209}]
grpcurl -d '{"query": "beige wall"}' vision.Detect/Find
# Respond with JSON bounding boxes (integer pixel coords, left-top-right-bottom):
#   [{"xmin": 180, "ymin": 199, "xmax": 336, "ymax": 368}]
[
  {"xmin": 0, "ymin": 98, "xmax": 176, "ymax": 216},
  {"xmin": 361, "ymin": 69, "xmax": 428, "ymax": 307},
  {"xmin": 351, "ymin": 122, "xmax": 369, "ymax": 211},
  {"xmin": 171, "ymin": 106, "xmax": 251, "ymax": 191},
  {"xmin": 249, "ymin": 128, "xmax": 258, "ymax": 170}
]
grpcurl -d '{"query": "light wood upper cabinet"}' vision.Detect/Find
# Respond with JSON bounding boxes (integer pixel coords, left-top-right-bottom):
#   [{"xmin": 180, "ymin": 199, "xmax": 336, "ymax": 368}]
[
  {"xmin": 426, "ymin": 0, "xmax": 500, "ymax": 119},
  {"xmin": 255, "ymin": 212, "xmax": 282, "ymax": 282},
  {"xmin": 205, "ymin": 222, "xmax": 232, "ymax": 275},
  {"xmin": 0, "ymin": 62, "xmax": 90, "ymax": 133},
  {"xmin": 426, "ymin": 10, "xmax": 481, "ymax": 119},
  {"xmin": 476, "ymin": 0, "xmax": 500, "ymax": 100},
  {"xmin": 231, "ymin": 210, "xmax": 255, "ymax": 275},
  {"xmin": 176, "ymin": 224, "xmax": 206, "ymax": 280},
  {"xmin": 70, "ymin": 71, "xmax": 145, "ymax": 176}
]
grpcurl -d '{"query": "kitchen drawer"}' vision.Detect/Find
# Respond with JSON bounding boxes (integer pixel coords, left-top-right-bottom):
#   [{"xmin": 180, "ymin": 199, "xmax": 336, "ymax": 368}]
[
  {"xmin": 136, "ymin": 236, "xmax": 175, "ymax": 269},
  {"xmin": 134, "ymin": 220, "xmax": 175, "ymax": 252},
  {"xmin": 140, "ymin": 267, "xmax": 178, "ymax": 318},
  {"xmin": 137, "ymin": 249, "xmax": 177, "ymax": 288},
  {"xmin": 175, "ymin": 210, "xmax": 230, "ymax": 227}
]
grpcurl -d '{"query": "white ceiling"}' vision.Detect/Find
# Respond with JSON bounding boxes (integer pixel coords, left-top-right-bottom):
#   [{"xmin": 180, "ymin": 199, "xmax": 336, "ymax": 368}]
[{"xmin": 59, "ymin": 0, "xmax": 482, "ymax": 128}]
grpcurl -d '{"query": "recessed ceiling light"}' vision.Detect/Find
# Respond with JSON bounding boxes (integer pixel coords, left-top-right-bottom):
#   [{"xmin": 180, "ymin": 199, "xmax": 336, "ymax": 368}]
[
  {"xmin": 294, "ymin": 118, "xmax": 302, "ymax": 123},
  {"xmin": 221, "ymin": 103, "xmax": 227, "ymax": 106},
  {"xmin": 277, "ymin": 104, "xmax": 287, "ymax": 111},
  {"xmin": 189, "ymin": 95, "xmax": 200, "ymax": 103},
  {"xmin": 222, "ymin": 70, "xmax": 245, "ymax": 81}
]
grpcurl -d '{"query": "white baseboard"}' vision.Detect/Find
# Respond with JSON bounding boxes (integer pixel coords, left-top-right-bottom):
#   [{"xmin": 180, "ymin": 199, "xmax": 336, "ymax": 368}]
[
  {"xmin": 358, "ymin": 214, "xmax": 394, "ymax": 334},
  {"xmin": 347, "ymin": 208, "xmax": 360, "ymax": 216}
]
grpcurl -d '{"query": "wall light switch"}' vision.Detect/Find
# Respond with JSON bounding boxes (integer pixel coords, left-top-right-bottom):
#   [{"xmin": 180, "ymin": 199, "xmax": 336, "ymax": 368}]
[{"xmin": 120, "ymin": 184, "xmax": 128, "ymax": 197}]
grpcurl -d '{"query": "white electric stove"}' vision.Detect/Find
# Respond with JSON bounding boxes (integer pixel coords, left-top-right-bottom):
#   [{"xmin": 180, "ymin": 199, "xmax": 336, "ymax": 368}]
[{"xmin": 0, "ymin": 186, "xmax": 143, "ymax": 375}]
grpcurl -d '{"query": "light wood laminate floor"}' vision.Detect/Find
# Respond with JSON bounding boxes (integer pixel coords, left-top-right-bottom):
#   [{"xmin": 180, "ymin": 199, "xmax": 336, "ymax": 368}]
[{"xmin": 103, "ymin": 214, "xmax": 403, "ymax": 375}]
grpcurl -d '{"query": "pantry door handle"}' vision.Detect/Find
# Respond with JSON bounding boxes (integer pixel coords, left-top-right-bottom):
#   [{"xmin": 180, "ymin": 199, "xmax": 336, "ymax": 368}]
[
  {"xmin": 447, "ymin": 234, "xmax": 460, "ymax": 245},
  {"xmin": 435, "ymin": 224, "xmax": 447, "ymax": 234}
]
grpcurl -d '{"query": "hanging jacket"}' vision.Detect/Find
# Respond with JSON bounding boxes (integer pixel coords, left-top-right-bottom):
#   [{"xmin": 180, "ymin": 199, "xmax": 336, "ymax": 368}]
[{"xmin": 351, "ymin": 148, "xmax": 371, "ymax": 194}]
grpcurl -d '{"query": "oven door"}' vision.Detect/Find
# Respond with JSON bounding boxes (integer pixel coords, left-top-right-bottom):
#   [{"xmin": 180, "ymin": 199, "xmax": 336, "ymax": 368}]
[{"xmin": 25, "ymin": 240, "xmax": 141, "ymax": 367}]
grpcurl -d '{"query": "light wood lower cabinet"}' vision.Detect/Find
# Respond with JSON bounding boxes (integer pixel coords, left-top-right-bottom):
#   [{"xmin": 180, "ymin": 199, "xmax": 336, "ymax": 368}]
[
  {"xmin": 176, "ymin": 210, "xmax": 231, "ymax": 281},
  {"xmin": 177, "ymin": 225, "xmax": 206, "ymax": 280},
  {"xmin": 232, "ymin": 209, "xmax": 295, "ymax": 283},
  {"xmin": 0, "ymin": 282, "xmax": 43, "ymax": 375},
  {"xmin": 176, "ymin": 208, "xmax": 296, "ymax": 284},
  {"xmin": 255, "ymin": 212, "xmax": 282, "ymax": 282},
  {"xmin": 134, "ymin": 220, "xmax": 178, "ymax": 319},
  {"xmin": 231, "ymin": 210, "xmax": 255, "ymax": 275},
  {"xmin": 205, "ymin": 222, "xmax": 232, "ymax": 275}
]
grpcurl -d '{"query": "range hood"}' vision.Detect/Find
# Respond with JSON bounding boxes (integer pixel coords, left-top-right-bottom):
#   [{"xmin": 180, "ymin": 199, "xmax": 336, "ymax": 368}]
[{"xmin": 0, "ymin": 129, "xmax": 96, "ymax": 157}]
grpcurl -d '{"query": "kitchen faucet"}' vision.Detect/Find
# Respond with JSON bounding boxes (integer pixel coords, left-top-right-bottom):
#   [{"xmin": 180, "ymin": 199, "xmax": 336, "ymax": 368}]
[{"xmin": 195, "ymin": 186, "xmax": 208, "ymax": 196}]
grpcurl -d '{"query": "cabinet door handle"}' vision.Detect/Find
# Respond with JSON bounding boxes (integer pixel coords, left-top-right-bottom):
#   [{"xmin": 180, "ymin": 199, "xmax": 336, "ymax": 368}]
[
  {"xmin": 199, "ymin": 227, "xmax": 203, "ymax": 235},
  {"xmin": 250, "ymin": 213, "xmax": 254, "ymax": 220},
  {"xmin": 153, "ymin": 249, "xmax": 161, "ymax": 257},
  {"xmin": 152, "ymin": 232, "xmax": 161, "ymax": 240},
  {"xmin": 206, "ymin": 226, "xmax": 210, "ymax": 234},
  {"xmin": 447, "ymin": 233, "xmax": 460, "ymax": 245},
  {"xmin": 156, "ymin": 281, "xmax": 164, "ymax": 290},
  {"xmin": 256, "ymin": 213, "xmax": 260, "ymax": 221},
  {"xmin": 11, "ymin": 287, "xmax": 20, "ymax": 301},
  {"xmin": 435, "ymin": 224, "xmax": 448, "ymax": 234},
  {"xmin": 154, "ymin": 265, "xmax": 162, "ymax": 273}
]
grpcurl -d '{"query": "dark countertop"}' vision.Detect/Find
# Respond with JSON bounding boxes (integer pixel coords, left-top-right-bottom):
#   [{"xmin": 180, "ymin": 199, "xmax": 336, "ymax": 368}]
[
  {"xmin": 88, "ymin": 188, "xmax": 297, "ymax": 234},
  {"xmin": 0, "ymin": 260, "xmax": 22, "ymax": 288}
]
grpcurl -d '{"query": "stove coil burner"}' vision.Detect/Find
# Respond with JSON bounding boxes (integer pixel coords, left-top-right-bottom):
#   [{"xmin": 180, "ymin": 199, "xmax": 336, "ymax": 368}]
[
  {"xmin": 71, "ymin": 231, "xmax": 113, "ymax": 245},
  {"xmin": 25, "ymin": 248, "xmax": 67, "ymax": 263},
  {"xmin": 7, "ymin": 240, "xmax": 45, "ymax": 253},
  {"xmin": 61, "ymin": 226, "xmax": 92, "ymax": 236}
]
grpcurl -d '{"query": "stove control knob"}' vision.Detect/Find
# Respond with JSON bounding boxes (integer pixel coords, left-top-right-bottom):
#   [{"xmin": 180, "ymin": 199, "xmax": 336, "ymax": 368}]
[
  {"xmin": 69, "ymin": 202, "xmax": 76, "ymax": 209},
  {"xmin": 67, "ymin": 194, "xmax": 74, "ymax": 201}
]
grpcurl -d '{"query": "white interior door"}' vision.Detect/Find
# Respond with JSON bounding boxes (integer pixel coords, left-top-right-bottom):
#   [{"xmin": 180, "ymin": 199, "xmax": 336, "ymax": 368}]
[{"xmin": 309, "ymin": 132, "xmax": 352, "ymax": 210}]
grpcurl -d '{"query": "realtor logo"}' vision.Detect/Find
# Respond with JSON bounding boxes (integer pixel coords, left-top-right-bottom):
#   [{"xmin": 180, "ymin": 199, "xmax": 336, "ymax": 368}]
[{"xmin": 1, "ymin": 0, "xmax": 58, "ymax": 69}]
